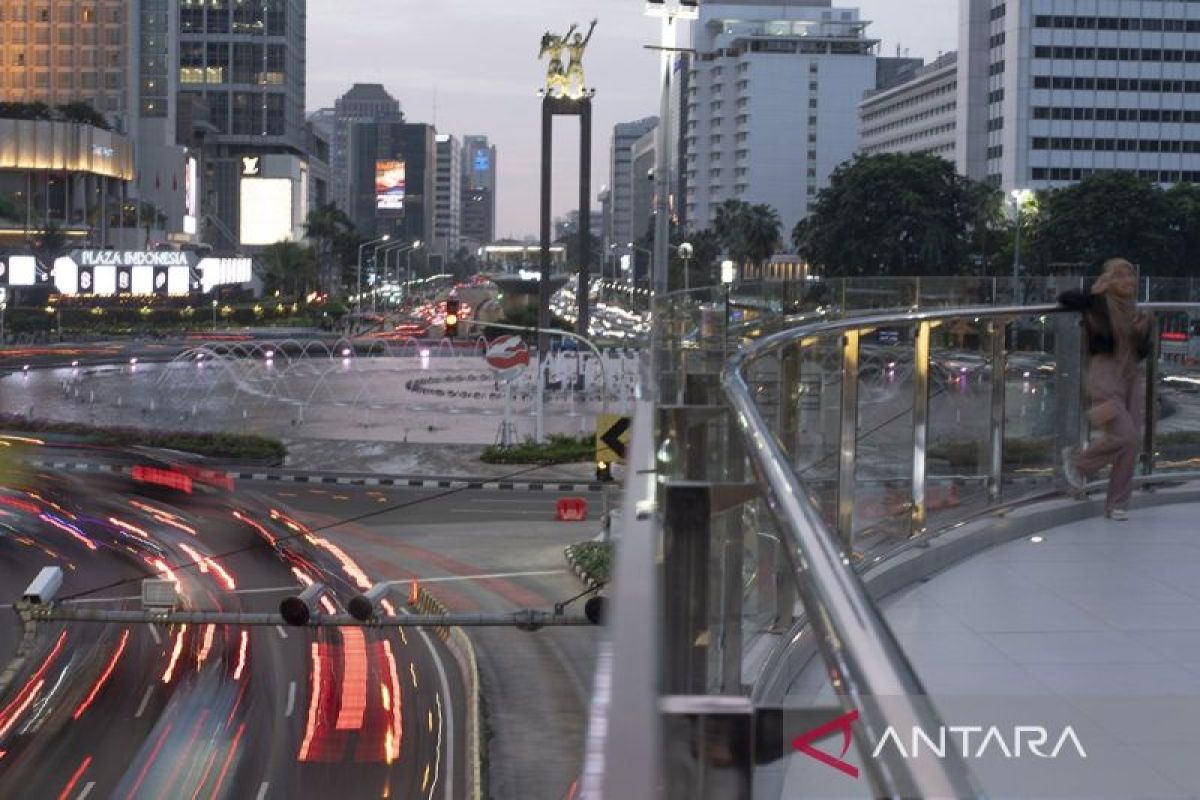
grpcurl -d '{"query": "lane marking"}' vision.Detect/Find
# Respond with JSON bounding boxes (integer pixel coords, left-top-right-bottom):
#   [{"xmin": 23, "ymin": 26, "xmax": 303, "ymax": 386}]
[
  {"xmin": 147, "ymin": 624, "xmax": 161, "ymax": 646},
  {"xmin": 414, "ymin": 625, "xmax": 455, "ymax": 800},
  {"xmin": 135, "ymin": 686, "xmax": 154, "ymax": 718},
  {"xmin": 284, "ymin": 681, "xmax": 296, "ymax": 718},
  {"xmin": 275, "ymin": 625, "xmax": 288, "ymax": 640},
  {"xmin": 77, "ymin": 782, "xmax": 96, "ymax": 800},
  {"xmin": 448, "ymin": 509, "xmax": 556, "ymax": 516},
  {"xmin": 255, "ymin": 781, "xmax": 269, "ymax": 800}
]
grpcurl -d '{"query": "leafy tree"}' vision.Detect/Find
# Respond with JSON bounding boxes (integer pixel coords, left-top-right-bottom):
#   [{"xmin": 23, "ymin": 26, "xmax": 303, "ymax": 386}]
[
  {"xmin": 0, "ymin": 101, "xmax": 53, "ymax": 121},
  {"xmin": 1024, "ymin": 171, "xmax": 1172, "ymax": 275},
  {"xmin": 260, "ymin": 241, "xmax": 318, "ymax": 296},
  {"xmin": 793, "ymin": 153, "xmax": 997, "ymax": 277},
  {"xmin": 1163, "ymin": 182, "xmax": 1200, "ymax": 277},
  {"xmin": 303, "ymin": 203, "xmax": 355, "ymax": 293},
  {"xmin": 447, "ymin": 246, "xmax": 481, "ymax": 281}
]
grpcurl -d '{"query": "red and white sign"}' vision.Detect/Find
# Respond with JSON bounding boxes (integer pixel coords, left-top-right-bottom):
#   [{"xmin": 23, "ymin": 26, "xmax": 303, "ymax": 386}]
[{"xmin": 485, "ymin": 335, "xmax": 530, "ymax": 380}]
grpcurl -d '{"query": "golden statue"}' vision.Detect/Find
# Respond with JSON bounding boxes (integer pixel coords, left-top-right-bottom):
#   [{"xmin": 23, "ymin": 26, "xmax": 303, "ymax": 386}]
[
  {"xmin": 540, "ymin": 20, "xmax": 596, "ymax": 100},
  {"xmin": 539, "ymin": 24, "xmax": 576, "ymax": 98}
]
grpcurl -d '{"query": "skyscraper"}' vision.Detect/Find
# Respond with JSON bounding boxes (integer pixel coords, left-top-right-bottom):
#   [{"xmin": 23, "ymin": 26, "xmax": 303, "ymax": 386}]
[
  {"xmin": 684, "ymin": 2, "xmax": 878, "ymax": 235},
  {"xmin": 460, "ymin": 135, "xmax": 496, "ymax": 249},
  {"xmin": 330, "ymin": 84, "xmax": 404, "ymax": 219},
  {"xmin": 609, "ymin": 116, "xmax": 658, "ymax": 253},
  {"xmin": 434, "ymin": 134, "xmax": 462, "ymax": 261},
  {"xmin": 957, "ymin": 0, "xmax": 1200, "ymax": 191},
  {"xmin": 177, "ymin": 0, "xmax": 308, "ymax": 248}
]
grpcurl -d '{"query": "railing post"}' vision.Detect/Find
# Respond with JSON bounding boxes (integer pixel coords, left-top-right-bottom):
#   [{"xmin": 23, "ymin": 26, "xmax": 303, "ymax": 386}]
[
  {"xmin": 1053, "ymin": 312, "xmax": 1087, "ymax": 478},
  {"xmin": 837, "ymin": 329, "xmax": 860, "ymax": 546},
  {"xmin": 1142, "ymin": 314, "xmax": 1159, "ymax": 477},
  {"xmin": 988, "ymin": 319, "xmax": 1007, "ymax": 502},
  {"xmin": 662, "ymin": 483, "xmax": 712, "ymax": 695},
  {"xmin": 777, "ymin": 344, "xmax": 800, "ymax": 463},
  {"xmin": 911, "ymin": 322, "xmax": 931, "ymax": 534}
]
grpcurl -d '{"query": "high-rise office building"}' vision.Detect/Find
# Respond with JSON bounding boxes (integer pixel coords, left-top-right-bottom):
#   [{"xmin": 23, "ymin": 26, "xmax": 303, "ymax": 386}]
[
  {"xmin": 609, "ymin": 116, "xmax": 658, "ymax": 254},
  {"xmin": 330, "ymin": 84, "xmax": 403, "ymax": 221},
  {"xmin": 957, "ymin": 0, "xmax": 1200, "ymax": 192},
  {"xmin": 0, "ymin": 0, "xmax": 190, "ymax": 243},
  {"xmin": 460, "ymin": 135, "xmax": 496, "ymax": 249},
  {"xmin": 684, "ymin": 2, "xmax": 878, "ymax": 235},
  {"xmin": 349, "ymin": 121, "xmax": 436, "ymax": 247},
  {"xmin": 433, "ymin": 133, "xmax": 461, "ymax": 260},
  {"xmin": 178, "ymin": 0, "xmax": 308, "ymax": 248}
]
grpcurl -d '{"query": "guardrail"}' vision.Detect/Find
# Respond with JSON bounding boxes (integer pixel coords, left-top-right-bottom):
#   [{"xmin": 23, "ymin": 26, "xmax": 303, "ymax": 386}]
[{"xmin": 585, "ymin": 294, "xmax": 1200, "ymax": 798}]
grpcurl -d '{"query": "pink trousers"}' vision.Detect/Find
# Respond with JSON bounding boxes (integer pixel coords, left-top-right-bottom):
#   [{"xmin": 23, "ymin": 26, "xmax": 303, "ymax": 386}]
[{"xmin": 1074, "ymin": 355, "xmax": 1143, "ymax": 512}]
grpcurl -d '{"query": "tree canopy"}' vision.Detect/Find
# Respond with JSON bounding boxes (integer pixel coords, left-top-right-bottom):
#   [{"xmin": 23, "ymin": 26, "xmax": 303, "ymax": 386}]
[
  {"xmin": 793, "ymin": 153, "xmax": 998, "ymax": 277},
  {"xmin": 713, "ymin": 199, "xmax": 782, "ymax": 272}
]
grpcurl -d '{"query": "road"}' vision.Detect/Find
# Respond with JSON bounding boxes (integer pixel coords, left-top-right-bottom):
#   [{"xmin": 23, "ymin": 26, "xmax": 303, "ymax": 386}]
[{"xmin": 0, "ymin": 465, "xmax": 468, "ymax": 799}]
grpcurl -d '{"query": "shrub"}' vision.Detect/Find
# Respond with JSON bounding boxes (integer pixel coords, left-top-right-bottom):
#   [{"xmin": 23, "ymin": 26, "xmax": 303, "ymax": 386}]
[
  {"xmin": 568, "ymin": 541, "xmax": 612, "ymax": 585},
  {"xmin": 480, "ymin": 434, "xmax": 594, "ymax": 465}
]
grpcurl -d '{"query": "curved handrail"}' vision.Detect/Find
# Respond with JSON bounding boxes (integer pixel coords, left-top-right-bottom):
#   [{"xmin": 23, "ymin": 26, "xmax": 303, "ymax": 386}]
[{"xmin": 721, "ymin": 299, "xmax": 1200, "ymax": 797}]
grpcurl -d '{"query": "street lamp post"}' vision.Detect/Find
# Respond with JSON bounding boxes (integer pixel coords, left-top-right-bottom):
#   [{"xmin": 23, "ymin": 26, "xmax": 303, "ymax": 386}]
[
  {"xmin": 211, "ymin": 298, "xmax": 218, "ymax": 331},
  {"xmin": 356, "ymin": 235, "xmax": 390, "ymax": 315},
  {"xmin": 679, "ymin": 241, "xmax": 693, "ymax": 293},
  {"xmin": 405, "ymin": 241, "xmax": 424, "ymax": 305},
  {"xmin": 1010, "ymin": 189, "xmax": 1033, "ymax": 305}
]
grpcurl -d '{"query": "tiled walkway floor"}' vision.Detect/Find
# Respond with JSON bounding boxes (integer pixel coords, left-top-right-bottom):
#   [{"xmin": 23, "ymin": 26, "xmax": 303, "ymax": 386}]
[{"xmin": 777, "ymin": 503, "xmax": 1200, "ymax": 799}]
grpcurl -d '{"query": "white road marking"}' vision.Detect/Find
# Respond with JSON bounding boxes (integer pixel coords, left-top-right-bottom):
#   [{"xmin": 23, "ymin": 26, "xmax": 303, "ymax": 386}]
[
  {"xmin": 77, "ymin": 782, "xmax": 96, "ymax": 800},
  {"xmin": 285, "ymin": 681, "xmax": 296, "ymax": 718},
  {"xmin": 448, "ymin": 509, "xmax": 552, "ymax": 515},
  {"xmin": 466, "ymin": 497, "xmax": 561, "ymax": 504},
  {"xmin": 135, "ymin": 686, "xmax": 154, "ymax": 718},
  {"xmin": 275, "ymin": 625, "xmax": 288, "ymax": 640},
  {"xmin": 255, "ymin": 781, "xmax": 270, "ymax": 800},
  {"xmin": 147, "ymin": 624, "xmax": 162, "ymax": 646},
  {"xmin": 415, "ymin": 625, "xmax": 455, "ymax": 800}
]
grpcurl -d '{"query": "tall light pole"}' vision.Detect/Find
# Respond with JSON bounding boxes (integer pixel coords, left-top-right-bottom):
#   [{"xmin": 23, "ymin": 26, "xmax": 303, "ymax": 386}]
[
  {"xmin": 679, "ymin": 241, "xmax": 693, "ymax": 293},
  {"xmin": 356, "ymin": 235, "xmax": 390, "ymax": 315},
  {"xmin": 1010, "ymin": 189, "xmax": 1033, "ymax": 305},
  {"xmin": 645, "ymin": 0, "xmax": 699, "ymax": 297},
  {"xmin": 405, "ymin": 240, "xmax": 424, "ymax": 305}
]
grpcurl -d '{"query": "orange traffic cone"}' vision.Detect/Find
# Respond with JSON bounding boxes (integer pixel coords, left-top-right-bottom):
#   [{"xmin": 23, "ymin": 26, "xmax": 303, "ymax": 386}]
[{"xmin": 408, "ymin": 578, "xmax": 420, "ymax": 607}]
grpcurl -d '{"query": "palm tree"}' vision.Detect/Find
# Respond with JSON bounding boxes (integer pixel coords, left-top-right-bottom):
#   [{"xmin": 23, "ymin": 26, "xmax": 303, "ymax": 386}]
[
  {"xmin": 744, "ymin": 203, "xmax": 782, "ymax": 278},
  {"xmin": 713, "ymin": 198, "xmax": 750, "ymax": 265},
  {"xmin": 303, "ymin": 203, "xmax": 356, "ymax": 294},
  {"xmin": 260, "ymin": 241, "xmax": 318, "ymax": 297}
]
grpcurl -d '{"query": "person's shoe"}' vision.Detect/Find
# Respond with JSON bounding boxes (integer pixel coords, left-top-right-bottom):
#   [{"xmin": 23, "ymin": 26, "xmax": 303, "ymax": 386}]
[
  {"xmin": 1061, "ymin": 446, "xmax": 1085, "ymax": 490},
  {"xmin": 1105, "ymin": 508, "xmax": 1129, "ymax": 521}
]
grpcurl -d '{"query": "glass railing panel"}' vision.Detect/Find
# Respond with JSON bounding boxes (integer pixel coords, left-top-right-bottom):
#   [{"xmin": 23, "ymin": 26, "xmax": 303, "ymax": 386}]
[
  {"xmin": 852, "ymin": 324, "xmax": 918, "ymax": 556},
  {"xmin": 925, "ymin": 316, "xmax": 999, "ymax": 531},
  {"xmin": 1151, "ymin": 307, "xmax": 1200, "ymax": 476},
  {"xmin": 738, "ymin": 495, "xmax": 784, "ymax": 652},
  {"xmin": 791, "ymin": 336, "xmax": 843, "ymax": 530},
  {"xmin": 1000, "ymin": 313, "xmax": 1064, "ymax": 499}
]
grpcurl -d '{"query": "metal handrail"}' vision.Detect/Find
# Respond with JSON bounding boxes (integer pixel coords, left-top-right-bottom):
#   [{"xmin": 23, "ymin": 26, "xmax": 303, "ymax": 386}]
[{"xmin": 722, "ymin": 300, "xmax": 1200, "ymax": 797}]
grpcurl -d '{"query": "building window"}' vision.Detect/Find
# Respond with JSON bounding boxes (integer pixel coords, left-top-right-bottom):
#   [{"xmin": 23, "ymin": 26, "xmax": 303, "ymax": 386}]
[
  {"xmin": 34, "ymin": 72, "xmax": 49, "ymax": 88},
  {"xmin": 57, "ymin": 28, "xmax": 74, "ymax": 45},
  {"xmin": 82, "ymin": 7, "xmax": 93, "ymax": 22},
  {"xmin": 36, "ymin": 6, "xmax": 49, "ymax": 22},
  {"xmin": 808, "ymin": 98, "xmax": 817, "ymax": 109}
]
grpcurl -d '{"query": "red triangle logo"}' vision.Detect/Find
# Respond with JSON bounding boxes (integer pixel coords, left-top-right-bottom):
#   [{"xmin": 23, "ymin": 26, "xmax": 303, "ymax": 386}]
[{"xmin": 791, "ymin": 709, "xmax": 860, "ymax": 779}]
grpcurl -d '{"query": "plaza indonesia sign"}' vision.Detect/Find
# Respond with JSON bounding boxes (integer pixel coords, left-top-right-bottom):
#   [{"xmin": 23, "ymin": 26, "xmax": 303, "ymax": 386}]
[{"xmin": 76, "ymin": 250, "xmax": 191, "ymax": 267}]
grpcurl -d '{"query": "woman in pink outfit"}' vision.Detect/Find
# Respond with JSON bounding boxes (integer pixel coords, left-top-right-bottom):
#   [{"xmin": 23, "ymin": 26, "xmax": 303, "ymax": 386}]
[{"xmin": 1058, "ymin": 259, "xmax": 1152, "ymax": 520}]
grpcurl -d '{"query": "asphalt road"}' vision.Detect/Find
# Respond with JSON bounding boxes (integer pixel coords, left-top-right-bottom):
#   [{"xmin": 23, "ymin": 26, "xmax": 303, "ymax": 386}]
[{"xmin": 0, "ymin": 468, "xmax": 468, "ymax": 799}]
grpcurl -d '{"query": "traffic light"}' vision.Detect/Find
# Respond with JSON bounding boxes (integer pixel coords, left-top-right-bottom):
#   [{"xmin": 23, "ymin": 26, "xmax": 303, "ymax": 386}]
[
  {"xmin": 596, "ymin": 460, "xmax": 613, "ymax": 482},
  {"xmin": 444, "ymin": 298, "xmax": 460, "ymax": 338}
]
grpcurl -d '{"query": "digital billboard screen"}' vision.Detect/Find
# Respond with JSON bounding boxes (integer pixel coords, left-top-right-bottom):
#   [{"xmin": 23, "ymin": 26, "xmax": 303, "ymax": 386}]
[
  {"xmin": 239, "ymin": 178, "xmax": 294, "ymax": 245},
  {"xmin": 376, "ymin": 160, "xmax": 406, "ymax": 211}
]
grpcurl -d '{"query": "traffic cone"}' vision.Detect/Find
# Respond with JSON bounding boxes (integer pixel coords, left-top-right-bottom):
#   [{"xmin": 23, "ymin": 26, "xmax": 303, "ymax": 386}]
[{"xmin": 408, "ymin": 578, "xmax": 420, "ymax": 607}]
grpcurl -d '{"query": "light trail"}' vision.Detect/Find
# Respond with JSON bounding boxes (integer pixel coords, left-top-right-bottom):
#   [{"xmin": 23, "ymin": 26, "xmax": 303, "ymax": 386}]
[
  {"xmin": 40, "ymin": 513, "xmax": 97, "ymax": 551},
  {"xmin": 125, "ymin": 721, "xmax": 173, "ymax": 800},
  {"xmin": 209, "ymin": 721, "xmax": 246, "ymax": 799},
  {"xmin": 311, "ymin": 537, "xmax": 372, "ymax": 591},
  {"xmin": 428, "ymin": 692, "xmax": 444, "ymax": 800},
  {"xmin": 108, "ymin": 517, "xmax": 152, "ymax": 540},
  {"xmin": 335, "ymin": 628, "xmax": 368, "ymax": 730},
  {"xmin": 72, "ymin": 629, "xmax": 130, "ymax": 720},
  {"xmin": 233, "ymin": 510, "xmax": 276, "ymax": 546},
  {"xmin": 156, "ymin": 710, "xmax": 208, "ymax": 800},
  {"xmin": 161, "ymin": 625, "xmax": 188, "ymax": 684},
  {"xmin": 232, "ymin": 630, "xmax": 249, "ymax": 681},
  {"xmin": 297, "ymin": 643, "xmax": 324, "ymax": 762},
  {"xmin": 149, "ymin": 558, "xmax": 182, "ymax": 595},
  {"xmin": 0, "ymin": 631, "xmax": 67, "ymax": 738},
  {"xmin": 382, "ymin": 640, "xmax": 403, "ymax": 765},
  {"xmin": 56, "ymin": 754, "xmax": 92, "ymax": 800}
]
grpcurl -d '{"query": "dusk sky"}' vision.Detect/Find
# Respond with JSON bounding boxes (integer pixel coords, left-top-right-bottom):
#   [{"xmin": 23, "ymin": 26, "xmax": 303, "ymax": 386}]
[{"xmin": 308, "ymin": 1, "xmax": 957, "ymax": 239}]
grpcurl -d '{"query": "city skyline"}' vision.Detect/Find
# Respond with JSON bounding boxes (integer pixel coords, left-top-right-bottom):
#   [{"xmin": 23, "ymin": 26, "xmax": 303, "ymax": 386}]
[{"xmin": 307, "ymin": 0, "xmax": 957, "ymax": 239}]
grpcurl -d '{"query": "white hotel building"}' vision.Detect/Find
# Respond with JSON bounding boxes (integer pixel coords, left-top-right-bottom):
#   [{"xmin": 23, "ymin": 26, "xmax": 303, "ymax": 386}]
[
  {"xmin": 684, "ymin": 1, "xmax": 879, "ymax": 235},
  {"xmin": 860, "ymin": 52, "xmax": 959, "ymax": 160},
  {"xmin": 958, "ymin": 0, "xmax": 1200, "ymax": 191}
]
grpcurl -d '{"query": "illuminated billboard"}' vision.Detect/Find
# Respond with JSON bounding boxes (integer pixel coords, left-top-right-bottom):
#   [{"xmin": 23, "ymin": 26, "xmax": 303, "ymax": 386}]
[
  {"xmin": 376, "ymin": 160, "xmax": 406, "ymax": 212},
  {"xmin": 183, "ymin": 156, "xmax": 198, "ymax": 235},
  {"xmin": 239, "ymin": 178, "xmax": 294, "ymax": 245}
]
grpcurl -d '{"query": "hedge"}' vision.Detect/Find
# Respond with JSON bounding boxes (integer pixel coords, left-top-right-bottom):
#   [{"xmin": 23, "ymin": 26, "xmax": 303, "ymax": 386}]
[
  {"xmin": 0, "ymin": 414, "xmax": 285, "ymax": 465},
  {"xmin": 566, "ymin": 541, "xmax": 612, "ymax": 586},
  {"xmin": 479, "ymin": 434, "xmax": 594, "ymax": 465}
]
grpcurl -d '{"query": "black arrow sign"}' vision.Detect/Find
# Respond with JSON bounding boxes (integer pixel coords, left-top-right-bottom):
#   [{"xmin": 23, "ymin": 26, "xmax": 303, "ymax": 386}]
[{"xmin": 601, "ymin": 416, "xmax": 631, "ymax": 462}]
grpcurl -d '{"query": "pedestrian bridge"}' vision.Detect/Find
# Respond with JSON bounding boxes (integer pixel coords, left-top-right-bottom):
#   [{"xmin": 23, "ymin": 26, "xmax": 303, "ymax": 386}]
[{"xmin": 582, "ymin": 288, "xmax": 1200, "ymax": 799}]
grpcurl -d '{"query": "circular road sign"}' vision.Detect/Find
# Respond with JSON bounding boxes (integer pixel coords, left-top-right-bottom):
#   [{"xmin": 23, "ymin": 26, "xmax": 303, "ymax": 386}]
[{"xmin": 485, "ymin": 335, "xmax": 530, "ymax": 381}]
